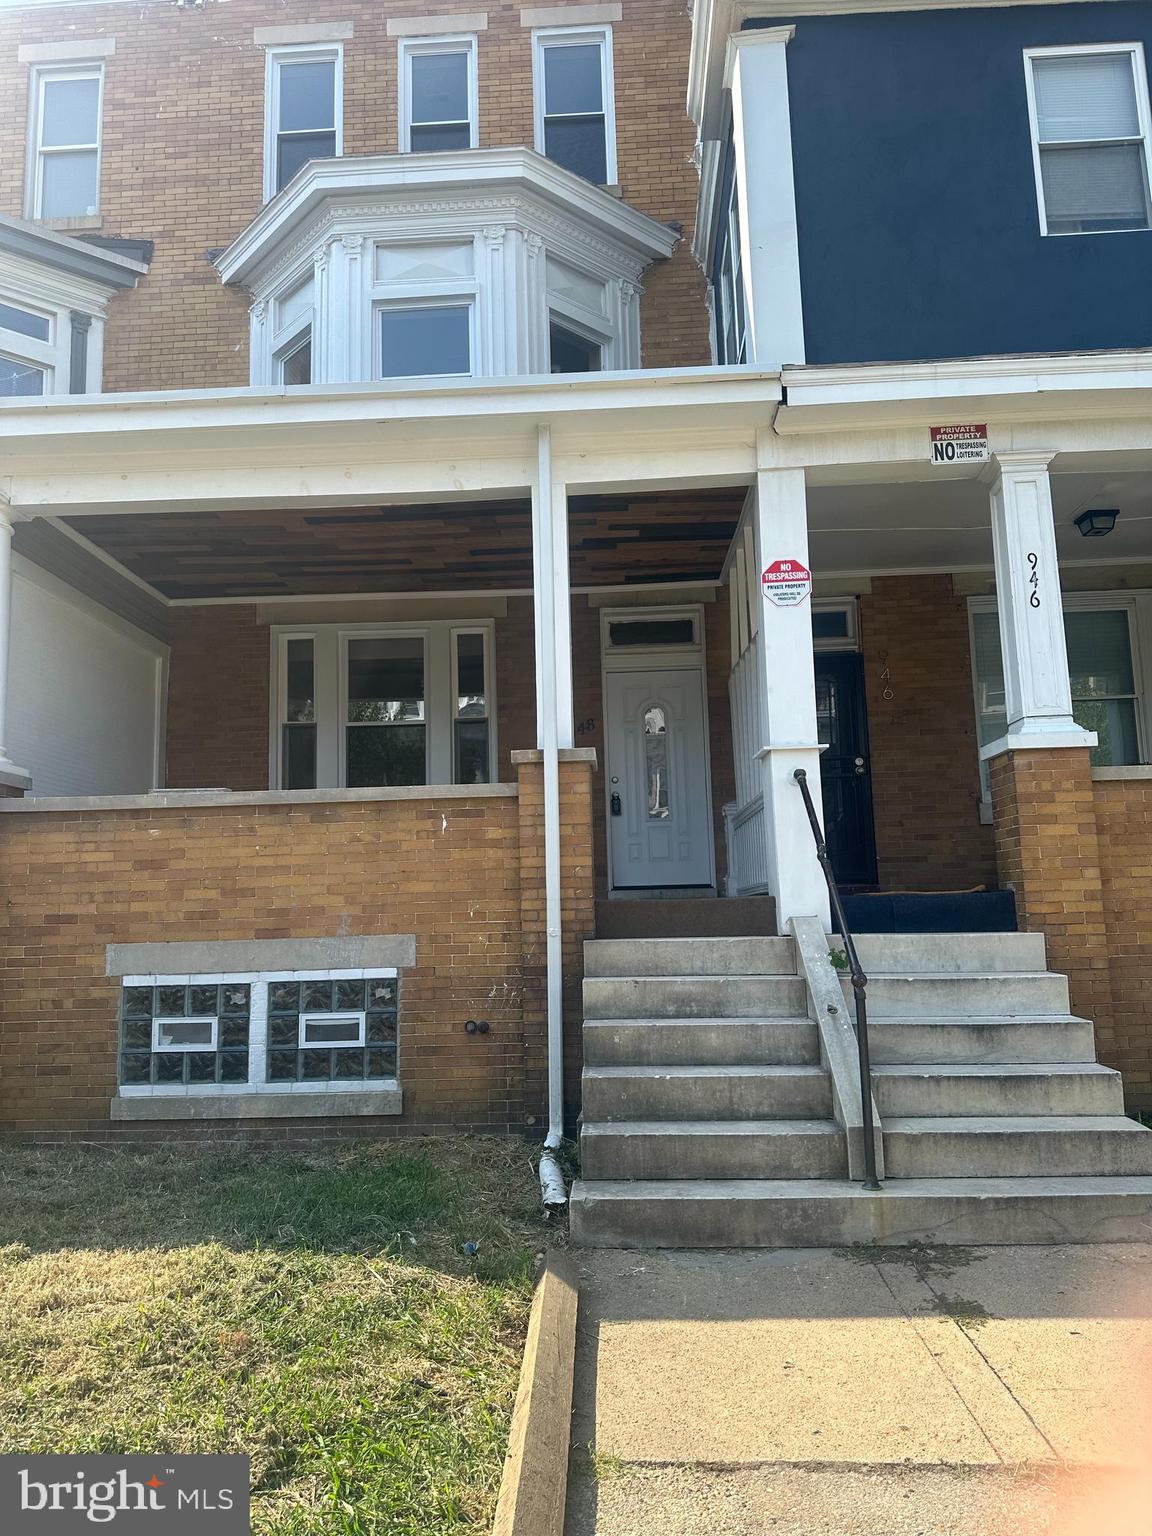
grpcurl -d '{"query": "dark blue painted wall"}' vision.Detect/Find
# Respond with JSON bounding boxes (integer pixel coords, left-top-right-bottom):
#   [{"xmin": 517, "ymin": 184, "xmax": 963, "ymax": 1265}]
[{"xmin": 750, "ymin": 3, "xmax": 1152, "ymax": 364}]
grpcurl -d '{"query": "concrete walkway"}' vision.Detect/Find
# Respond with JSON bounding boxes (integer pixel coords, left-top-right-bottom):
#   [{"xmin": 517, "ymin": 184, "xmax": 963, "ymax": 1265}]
[{"xmin": 564, "ymin": 1244, "xmax": 1152, "ymax": 1535}]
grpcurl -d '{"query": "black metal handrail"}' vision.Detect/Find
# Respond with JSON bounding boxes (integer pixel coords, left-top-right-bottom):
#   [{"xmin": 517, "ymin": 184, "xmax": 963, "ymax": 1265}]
[{"xmin": 793, "ymin": 768, "xmax": 881, "ymax": 1190}]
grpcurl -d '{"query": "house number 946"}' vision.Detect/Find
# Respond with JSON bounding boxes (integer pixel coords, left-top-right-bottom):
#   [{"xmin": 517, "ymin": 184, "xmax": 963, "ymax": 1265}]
[{"xmin": 1027, "ymin": 552, "xmax": 1040, "ymax": 608}]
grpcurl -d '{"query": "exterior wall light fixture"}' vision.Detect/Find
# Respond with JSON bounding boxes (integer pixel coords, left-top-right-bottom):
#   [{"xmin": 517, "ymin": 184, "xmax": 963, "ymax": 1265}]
[{"xmin": 1074, "ymin": 509, "xmax": 1119, "ymax": 538}]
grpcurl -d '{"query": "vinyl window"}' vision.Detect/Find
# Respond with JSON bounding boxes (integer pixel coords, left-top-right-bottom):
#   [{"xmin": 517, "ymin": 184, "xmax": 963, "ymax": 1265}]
[
  {"xmin": 378, "ymin": 301, "xmax": 473, "ymax": 379},
  {"xmin": 1024, "ymin": 44, "xmax": 1152, "ymax": 235},
  {"xmin": 533, "ymin": 25, "xmax": 616, "ymax": 185},
  {"xmin": 29, "ymin": 64, "xmax": 102, "ymax": 219},
  {"xmin": 265, "ymin": 46, "xmax": 342, "ymax": 199},
  {"xmin": 0, "ymin": 295, "xmax": 54, "ymax": 397},
  {"xmin": 399, "ymin": 36, "xmax": 478, "ymax": 152},
  {"xmin": 715, "ymin": 171, "xmax": 748, "ymax": 364}
]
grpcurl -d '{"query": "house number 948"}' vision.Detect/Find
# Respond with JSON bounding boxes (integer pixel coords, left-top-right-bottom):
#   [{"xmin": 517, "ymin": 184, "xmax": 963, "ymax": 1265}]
[{"xmin": 1027, "ymin": 552, "xmax": 1040, "ymax": 608}]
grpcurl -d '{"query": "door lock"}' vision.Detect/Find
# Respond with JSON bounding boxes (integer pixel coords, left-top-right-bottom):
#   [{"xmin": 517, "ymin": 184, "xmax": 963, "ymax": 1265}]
[{"xmin": 610, "ymin": 792, "xmax": 622, "ymax": 816}]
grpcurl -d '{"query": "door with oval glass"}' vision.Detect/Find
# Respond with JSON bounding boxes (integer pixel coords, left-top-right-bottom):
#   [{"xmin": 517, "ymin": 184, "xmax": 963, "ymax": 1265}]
[{"xmin": 604, "ymin": 667, "xmax": 713, "ymax": 888}]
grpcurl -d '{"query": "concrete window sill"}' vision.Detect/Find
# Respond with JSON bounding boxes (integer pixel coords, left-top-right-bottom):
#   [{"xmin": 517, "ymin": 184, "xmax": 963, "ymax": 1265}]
[{"xmin": 110, "ymin": 1085, "xmax": 403, "ymax": 1121}]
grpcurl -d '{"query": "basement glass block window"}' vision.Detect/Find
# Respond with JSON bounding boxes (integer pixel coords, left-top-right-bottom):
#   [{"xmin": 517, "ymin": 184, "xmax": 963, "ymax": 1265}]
[
  {"xmin": 119, "ymin": 983, "xmax": 251, "ymax": 1086},
  {"xmin": 266, "ymin": 977, "xmax": 399, "ymax": 1082}
]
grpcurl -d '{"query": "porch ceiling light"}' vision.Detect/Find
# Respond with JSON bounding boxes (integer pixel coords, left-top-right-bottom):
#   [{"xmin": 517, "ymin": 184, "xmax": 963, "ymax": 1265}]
[{"xmin": 1074, "ymin": 508, "xmax": 1119, "ymax": 538}]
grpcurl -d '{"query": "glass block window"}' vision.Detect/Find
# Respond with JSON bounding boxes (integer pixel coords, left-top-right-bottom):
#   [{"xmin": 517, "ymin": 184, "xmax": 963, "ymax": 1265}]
[
  {"xmin": 266, "ymin": 977, "xmax": 399, "ymax": 1082},
  {"xmin": 119, "ymin": 983, "xmax": 251, "ymax": 1086}
]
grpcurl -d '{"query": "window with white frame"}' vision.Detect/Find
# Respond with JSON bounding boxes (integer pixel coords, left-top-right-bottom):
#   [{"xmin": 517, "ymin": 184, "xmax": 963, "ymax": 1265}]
[
  {"xmin": 399, "ymin": 36, "xmax": 477, "ymax": 152},
  {"xmin": 271, "ymin": 273, "xmax": 314, "ymax": 386},
  {"xmin": 715, "ymin": 170, "xmax": 748, "ymax": 364},
  {"xmin": 265, "ymin": 46, "xmax": 342, "ymax": 199},
  {"xmin": 0, "ymin": 296, "xmax": 53, "ymax": 396},
  {"xmin": 379, "ymin": 301, "xmax": 472, "ymax": 378},
  {"xmin": 274, "ymin": 621, "xmax": 495, "ymax": 790},
  {"xmin": 533, "ymin": 26, "xmax": 616, "ymax": 185},
  {"xmin": 1024, "ymin": 44, "xmax": 1152, "ymax": 235},
  {"xmin": 28, "ymin": 64, "xmax": 103, "ymax": 219},
  {"xmin": 549, "ymin": 317, "xmax": 602, "ymax": 372},
  {"xmin": 970, "ymin": 596, "xmax": 1147, "ymax": 784}
]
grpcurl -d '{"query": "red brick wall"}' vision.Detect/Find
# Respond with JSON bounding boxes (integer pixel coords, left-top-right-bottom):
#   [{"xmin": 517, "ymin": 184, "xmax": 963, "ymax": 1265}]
[
  {"xmin": 860, "ymin": 575, "xmax": 996, "ymax": 890},
  {"xmin": 0, "ymin": 0, "xmax": 709, "ymax": 392},
  {"xmin": 0, "ymin": 756, "xmax": 596, "ymax": 1139}
]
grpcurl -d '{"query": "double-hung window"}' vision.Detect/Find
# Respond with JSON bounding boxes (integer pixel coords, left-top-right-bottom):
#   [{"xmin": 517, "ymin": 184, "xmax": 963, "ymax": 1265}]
[
  {"xmin": 533, "ymin": 26, "xmax": 616, "ymax": 185},
  {"xmin": 265, "ymin": 46, "xmax": 342, "ymax": 199},
  {"xmin": 1024, "ymin": 44, "xmax": 1152, "ymax": 234},
  {"xmin": 399, "ymin": 36, "xmax": 478, "ymax": 152},
  {"xmin": 274, "ymin": 621, "xmax": 495, "ymax": 789},
  {"xmin": 29, "ymin": 65, "xmax": 102, "ymax": 219},
  {"xmin": 715, "ymin": 171, "xmax": 748, "ymax": 364},
  {"xmin": 271, "ymin": 273, "xmax": 314, "ymax": 386},
  {"xmin": 970, "ymin": 597, "xmax": 1145, "ymax": 788}
]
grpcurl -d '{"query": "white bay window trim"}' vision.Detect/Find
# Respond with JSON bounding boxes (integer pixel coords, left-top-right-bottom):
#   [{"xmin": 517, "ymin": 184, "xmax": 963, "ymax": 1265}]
[
  {"xmin": 263, "ymin": 43, "xmax": 344, "ymax": 201},
  {"xmin": 398, "ymin": 34, "xmax": 479, "ymax": 153},
  {"xmin": 532, "ymin": 24, "xmax": 617, "ymax": 185},
  {"xmin": 27, "ymin": 62, "xmax": 103, "ymax": 221},
  {"xmin": 375, "ymin": 294, "xmax": 476, "ymax": 381},
  {"xmin": 1023, "ymin": 42, "xmax": 1152, "ymax": 237},
  {"xmin": 272, "ymin": 619, "xmax": 497, "ymax": 790}
]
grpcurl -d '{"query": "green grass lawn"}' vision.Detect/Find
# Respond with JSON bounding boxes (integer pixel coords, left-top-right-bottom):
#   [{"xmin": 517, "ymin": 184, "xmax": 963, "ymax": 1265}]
[{"xmin": 0, "ymin": 1139, "xmax": 549, "ymax": 1535}]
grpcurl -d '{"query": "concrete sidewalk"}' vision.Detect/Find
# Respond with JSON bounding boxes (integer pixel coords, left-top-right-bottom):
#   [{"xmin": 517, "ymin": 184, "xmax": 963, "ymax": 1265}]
[{"xmin": 564, "ymin": 1244, "xmax": 1152, "ymax": 1535}]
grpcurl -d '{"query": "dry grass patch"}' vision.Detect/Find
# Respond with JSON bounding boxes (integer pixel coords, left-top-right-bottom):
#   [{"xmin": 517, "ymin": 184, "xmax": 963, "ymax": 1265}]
[{"xmin": 0, "ymin": 1139, "xmax": 549, "ymax": 1535}]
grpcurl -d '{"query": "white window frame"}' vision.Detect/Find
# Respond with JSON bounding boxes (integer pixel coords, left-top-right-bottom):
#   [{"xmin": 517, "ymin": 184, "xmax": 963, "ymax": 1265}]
[
  {"xmin": 152, "ymin": 1015, "xmax": 219, "ymax": 1053},
  {"xmin": 375, "ymin": 295, "xmax": 476, "ymax": 381},
  {"xmin": 547, "ymin": 307, "xmax": 609, "ymax": 372},
  {"xmin": 451, "ymin": 625, "xmax": 494, "ymax": 784},
  {"xmin": 811, "ymin": 598, "xmax": 860, "ymax": 652},
  {"xmin": 300, "ymin": 1011, "xmax": 366, "ymax": 1048},
  {"xmin": 1022, "ymin": 42, "xmax": 1152, "ymax": 237},
  {"xmin": 398, "ymin": 34, "xmax": 479, "ymax": 154},
  {"xmin": 263, "ymin": 44, "xmax": 344, "ymax": 202},
  {"xmin": 716, "ymin": 171, "xmax": 748, "ymax": 364},
  {"xmin": 0, "ymin": 293, "xmax": 57, "ymax": 397},
  {"xmin": 271, "ymin": 619, "xmax": 497, "ymax": 790},
  {"xmin": 532, "ymin": 24, "xmax": 617, "ymax": 185},
  {"xmin": 968, "ymin": 590, "xmax": 1152, "ymax": 808},
  {"xmin": 27, "ymin": 62, "xmax": 104, "ymax": 221}
]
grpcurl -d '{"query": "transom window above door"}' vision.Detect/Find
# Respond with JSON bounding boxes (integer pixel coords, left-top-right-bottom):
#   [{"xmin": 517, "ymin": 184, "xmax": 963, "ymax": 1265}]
[{"xmin": 273, "ymin": 621, "xmax": 495, "ymax": 790}]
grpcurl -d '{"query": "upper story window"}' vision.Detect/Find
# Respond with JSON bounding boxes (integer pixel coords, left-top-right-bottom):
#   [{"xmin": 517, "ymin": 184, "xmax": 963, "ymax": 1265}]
[
  {"xmin": 715, "ymin": 170, "xmax": 747, "ymax": 364},
  {"xmin": 28, "ymin": 65, "xmax": 103, "ymax": 219},
  {"xmin": 549, "ymin": 319, "xmax": 601, "ymax": 372},
  {"xmin": 0, "ymin": 296, "xmax": 52, "ymax": 397},
  {"xmin": 265, "ymin": 46, "xmax": 342, "ymax": 199},
  {"xmin": 272, "ymin": 274, "xmax": 314, "ymax": 386},
  {"xmin": 399, "ymin": 36, "xmax": 478, "ymax": 152},
  {"xmin": 1024, "ymin": 44, "xmax": 1152, "ymax": 235},
  {"xmin": 533, "ymin": 26, "xmax": 616, "ymax": 185}
]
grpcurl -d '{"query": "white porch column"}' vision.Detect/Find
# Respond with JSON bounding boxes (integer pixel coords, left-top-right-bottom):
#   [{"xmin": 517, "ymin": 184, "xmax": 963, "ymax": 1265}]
[
  {"xmin": 0, "ymin": 511, "xmax": 31, "ymax": 791},
  {"xmin": 725, "ymin": 27, "xmax": 805, "ymax": 367},
  {"xmin": 986, "ymin": 452, "xmax": 1095, "ymax": 752},
  {"xmin": 750, "ymin": 468, "xmax": 830, "ymax": 926}
]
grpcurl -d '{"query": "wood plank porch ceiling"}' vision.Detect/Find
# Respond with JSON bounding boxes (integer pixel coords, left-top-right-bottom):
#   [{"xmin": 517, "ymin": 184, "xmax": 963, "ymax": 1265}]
[{"xmin": 65, "ymin": 490, "xmax": 747, "ymax": 599}]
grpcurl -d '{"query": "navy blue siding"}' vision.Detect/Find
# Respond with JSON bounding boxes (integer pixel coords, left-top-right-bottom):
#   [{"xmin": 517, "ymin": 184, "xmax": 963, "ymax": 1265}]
[{"xmin": 750, "ymin": 4, "xmax": 1152, "ymax": 364}]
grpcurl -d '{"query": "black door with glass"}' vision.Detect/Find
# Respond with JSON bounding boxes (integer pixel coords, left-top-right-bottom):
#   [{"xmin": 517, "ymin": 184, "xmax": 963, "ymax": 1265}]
[{"xmin": 814, "ymin": 653, "xmax": 877, "ymax": 887}]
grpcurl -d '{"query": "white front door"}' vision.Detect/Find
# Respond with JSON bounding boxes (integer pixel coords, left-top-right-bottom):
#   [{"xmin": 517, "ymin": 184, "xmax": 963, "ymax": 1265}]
[{"xmin": 605, "ymin": 667, "xmax": 713, "ymax": 888}]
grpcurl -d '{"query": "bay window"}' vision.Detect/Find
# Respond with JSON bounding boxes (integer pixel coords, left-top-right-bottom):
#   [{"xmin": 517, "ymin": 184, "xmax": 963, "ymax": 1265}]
[
  {"xmin": 274, "ymin": 621, "xmax": 495, "ymax": 789},
  {"xmin": 379, "ymin": 301, "xmax": 472, "ymax": 378}
]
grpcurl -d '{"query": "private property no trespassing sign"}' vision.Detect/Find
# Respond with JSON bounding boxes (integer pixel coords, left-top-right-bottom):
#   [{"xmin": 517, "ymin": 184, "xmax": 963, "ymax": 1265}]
[
  {"xmin": 761, "ymin": 559, "xmax": 812, "ymax": 607},
  {"xmin": 929, "ymin": 423, "xmax": 989, "ymax": 464}
]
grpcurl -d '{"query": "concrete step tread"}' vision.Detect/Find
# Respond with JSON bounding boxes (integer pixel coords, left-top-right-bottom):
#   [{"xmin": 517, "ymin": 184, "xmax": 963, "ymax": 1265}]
[
  {"xmin": 571, "ymin": 1175, "xmax": 1152, "ymax": 1199},
  {"xmin": 585, "ymin": 1016, "xmax": 815, "ymax": 1028},
  {"xmin": 873, "ymin": 1063, "xmax": 1117, "ymax": 1078},
  {"xmin": 886, "ymin": 1114, "xmax": 1151, "ymax": 1134},
  {"xmin": 581, "ymin": 1119, "xmax": 841, "ymax": 1138},
  {"xmin": 856, "ymin": 970, "xmax": 1062, "ymax": 983},
  {"xmin": 597, "ymin": 973, "xmax": 802, "ymax": 983},
  {"xmin": 870, "ymin": 1014, "xmax": 1093, "ymax": 1027},
  {"xmin": 583, "ymin": 1064, "xmax": 827, "ymax": 1081}
]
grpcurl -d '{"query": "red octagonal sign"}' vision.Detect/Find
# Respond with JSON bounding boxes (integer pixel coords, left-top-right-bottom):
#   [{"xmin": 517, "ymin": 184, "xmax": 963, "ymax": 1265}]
[{"xmin": 761, "ymin": 558, "xmax": 812, "ymax": 607}]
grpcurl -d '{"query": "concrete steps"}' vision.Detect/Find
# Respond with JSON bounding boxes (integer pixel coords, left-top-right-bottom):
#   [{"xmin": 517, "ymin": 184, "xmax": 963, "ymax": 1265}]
[
  {"xmin": 584, "ymin": 974, "xmax": 807, "ymax": 1020},
  {"xmin": 872, "ymin": 1062, "xmax": 1125, "ymax": 1118},
  {"xmin": 586, "ymin": 936, "xmax": 794, "ymax": 977},
  {"xmin": 568, "ymin": 1176, "xmax": 1152, "ymax": 1247},
  {"xmin": 583, "ymin": 1017, "xmax": 819, "ymax": 1067},
  {"xmin": 846, "ymin": 971, "xmax": 1071, "ymax": 1019},
  {"xmin": 581, "ymin": 1120, "xmax": 846, "ymax": 1180},
  {"xmin": 884, "ymin": 1116, "xmax": 1152, "ymax": 1178},
  {"xmin": 582, "ymin": 1064, "xmax": 832, "ymax": 1122},
  {"xmin": 870, "ymin": 1016, "xmax": 1097, "ymax": 1065}
]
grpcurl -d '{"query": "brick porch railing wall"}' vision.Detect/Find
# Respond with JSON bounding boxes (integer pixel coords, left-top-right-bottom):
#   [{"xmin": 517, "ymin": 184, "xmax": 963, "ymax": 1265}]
[
  {"xmin": 990, "ymin": 746, "xmax": 1152, "ymax": 1111},
  {"xmin": 0, "ymin": 755, "xmax": 595, "ymax": 1139}
]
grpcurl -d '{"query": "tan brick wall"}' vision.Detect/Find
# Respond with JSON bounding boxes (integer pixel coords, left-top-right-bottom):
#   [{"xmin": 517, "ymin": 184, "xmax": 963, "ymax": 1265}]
[
  {"xmin": 0, "ymin": 757, "xmax": 596, "ymax": 1138},
  {"xmin": 0, "ymin": 0, "xmax": 708, "ymax": 392},
  {"xmin": 860, "ymin": 575, "xmax": 996, "ymax": 890},
  {"xmin": 1091, "ymin": 775, "xmax": 1152, "ymax": 1110}
]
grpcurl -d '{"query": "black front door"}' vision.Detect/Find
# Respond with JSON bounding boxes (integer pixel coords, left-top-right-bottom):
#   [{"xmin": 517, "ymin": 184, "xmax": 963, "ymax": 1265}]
[{"xmin": 814, "ymin": 653, "xmax": 877, "ymax": 887}]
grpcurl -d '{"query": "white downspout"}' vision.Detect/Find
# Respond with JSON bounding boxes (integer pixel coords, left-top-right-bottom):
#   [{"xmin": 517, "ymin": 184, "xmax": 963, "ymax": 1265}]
[{"xmin": 531, "ymin": 425, "xmax": 568, "ymax": 1202}]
